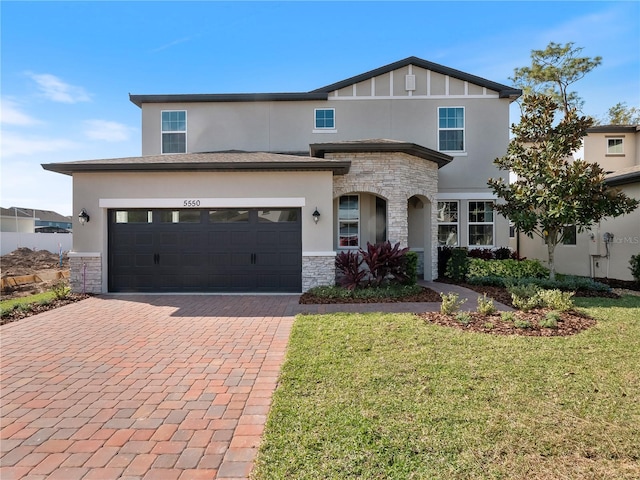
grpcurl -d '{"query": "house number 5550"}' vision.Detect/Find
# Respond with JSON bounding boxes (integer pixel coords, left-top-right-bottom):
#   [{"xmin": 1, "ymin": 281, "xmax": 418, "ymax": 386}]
[{"xmin": 183, "ymin": 200, "xmax": 201, "ymax": 207}]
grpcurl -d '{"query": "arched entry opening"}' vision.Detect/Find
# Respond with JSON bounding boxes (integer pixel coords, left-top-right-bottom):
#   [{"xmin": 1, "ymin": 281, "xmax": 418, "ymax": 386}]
[
  {"xmin": 408, "ymin": 195, "xmax": 433, "ymax": 279},
  {"xmin": 334, "ymin": 192, "xmax": 388, "ymax": 250}
]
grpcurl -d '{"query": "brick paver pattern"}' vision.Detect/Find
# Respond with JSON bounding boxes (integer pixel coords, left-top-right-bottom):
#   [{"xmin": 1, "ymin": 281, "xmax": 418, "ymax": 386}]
[{"xmin": 1, "ymin": 295, "xmax": 296, "ymax": 480}]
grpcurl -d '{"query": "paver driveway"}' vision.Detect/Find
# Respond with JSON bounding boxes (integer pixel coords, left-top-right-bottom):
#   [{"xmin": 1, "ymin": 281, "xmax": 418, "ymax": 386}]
[
  {"xmin": 1, "ymin": 295, "xmax": 299, "ymax": 480},
  {"xmin": 1, "ymin": 283, "xmax": 498, "ymax": 479}
]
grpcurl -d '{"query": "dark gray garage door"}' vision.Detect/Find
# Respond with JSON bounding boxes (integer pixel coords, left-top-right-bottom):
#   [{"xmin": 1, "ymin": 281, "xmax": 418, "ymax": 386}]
[{"xmin": 108, "ymin": 208, "xmax": 301, "ymax": 293}]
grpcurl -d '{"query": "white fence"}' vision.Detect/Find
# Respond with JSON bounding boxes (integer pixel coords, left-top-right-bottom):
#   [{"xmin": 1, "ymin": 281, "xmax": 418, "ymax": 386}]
[{"xmin": 1, "ymin": 232, "xmax": 73, "ymax": 256}]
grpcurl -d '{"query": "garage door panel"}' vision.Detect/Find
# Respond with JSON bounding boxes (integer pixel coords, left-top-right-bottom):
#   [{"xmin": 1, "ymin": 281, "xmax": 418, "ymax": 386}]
[{"xmin": 109, "ymin": 208, "xmax": 301, "ymax": 292}]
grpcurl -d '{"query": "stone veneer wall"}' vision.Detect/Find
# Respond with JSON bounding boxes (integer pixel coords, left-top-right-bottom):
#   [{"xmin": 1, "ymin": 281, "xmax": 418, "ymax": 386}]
[
  {"xmin": 331, "ymin": 151, "xmax": 439, "ymax": 280},
  {"xmin": 302, "ymin": 255, "xmax": 336, "ymax": 291},
  {"xmin": 69, "ymin": 253, "xmax": 102, "ymax": 294}
]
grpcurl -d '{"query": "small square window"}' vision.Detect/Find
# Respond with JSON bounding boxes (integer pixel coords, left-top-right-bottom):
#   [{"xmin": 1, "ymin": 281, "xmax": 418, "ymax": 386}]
[
  {"xmin": 315, "ymin": 108, "xmax": 335, "ymax": 129},
  {"xmin": 607, "ymin": 138, "xmax": 623, "ymax": 154}
]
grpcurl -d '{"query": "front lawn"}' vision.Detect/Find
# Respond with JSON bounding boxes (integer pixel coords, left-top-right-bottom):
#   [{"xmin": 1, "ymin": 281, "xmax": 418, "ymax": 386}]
[{"xmin": 253, "ymin": 296, "xmax": 640, "ymax": 479}]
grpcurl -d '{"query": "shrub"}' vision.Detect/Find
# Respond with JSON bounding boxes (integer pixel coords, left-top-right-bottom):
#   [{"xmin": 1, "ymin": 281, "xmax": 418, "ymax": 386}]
[
  {"xmin": 455, "ymin": 312, "xmax": 472, "ymax": 324},
  {"xmin": 468, "ymin": 248, "xmax": 494, "ymax": 260},
  {"xmin": 403, "ymin": 251, "xmax": 419, "ymax": 286},
  {"xmin": 361, "ymin": 241, "xmax": 411, "ymax": 286},
  {"xmin": 540, "ymin": 311, "xmax": 561, "ymax": 328},
  {"xmin": 507, "ymin": 282, "xmax": 542, "ymax": 311},
  {"xmin": 536, "ymin": 289, "xmax": 574, "ymax": 312},
  {"xmin": 477, "ymin": 294, "xmax": 497, "ymax": 315},
  {"xmin": 437, "ymin": 246, "xmax": 454, "ymax": 278},
  {"xmin": 493, "ymin": 247, "xmax": 512, "ymax": 260},
  {"xmin": 336, "ymin": 251, "xmax": 366, "ymax": 290},
  {"xmin": 500, "ymin": 311, "xmax": 516, "ymax": 322},
  {"xmin": 630, "ymin": 254, "xmax": 640, "ymax": 283},
  {"xmin": 440, "ymin": 292, "xmax": 467, "ymax": 315},
  {"xmin": 445, "ymin": 248, "xmax": 470, "ymax": 281},
  {"xmin": 513, "ymin": 319, "xmax": 532, "ymax": 329},
  {"xmin": 51, "ymin": 281, "xmax": 70, "ymax": 300},
  {"xmin": 467, "ymin": 259, "xmax": 549, "ymax": 280}
]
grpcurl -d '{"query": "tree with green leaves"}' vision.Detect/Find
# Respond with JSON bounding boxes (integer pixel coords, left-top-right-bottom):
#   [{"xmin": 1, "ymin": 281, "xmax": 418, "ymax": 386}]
[
  {"xmin": 602, "ymin": 102, "xmax": 640, "ymax": 125},
  {"xmin": 488, "ymin": 94, "xmax": 639, "ymax": 280},
  {"xmin": 511, "ymin": 42, "xmax": 602, "ymax": 114}
]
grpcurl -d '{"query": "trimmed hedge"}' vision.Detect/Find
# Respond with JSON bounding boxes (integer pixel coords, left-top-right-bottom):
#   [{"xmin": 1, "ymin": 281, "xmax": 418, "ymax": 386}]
[{"xmin": 467, "ymin": 258, "xmax": 549, "ymax": 279}]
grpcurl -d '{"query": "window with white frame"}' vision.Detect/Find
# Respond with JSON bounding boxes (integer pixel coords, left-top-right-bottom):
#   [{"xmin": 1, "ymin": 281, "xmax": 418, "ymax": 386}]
[
  {"xmin": 607, "ymin": 138, "xmax": 624, "ymax": 154},
  {"xmin": 314, "ymin": 108, "xmax": 335, "ymax": 130},
  {"xmin": 438, "ymin": 107, "xmax": 464, "ymax": 151},
  {"xmin": 161, "ymin": 110, "xmax": 186, "ymax": 153},
  {"xmin": 468, "ymin": 201, "xmax": 494, "ymax": 246},
  {"xmin": 437, "ymin": 201, "xmax": 459, "ymax": 246},
  {"xmin": 338, "ymin": 195, "xmax": 359, "ymax": 248}
]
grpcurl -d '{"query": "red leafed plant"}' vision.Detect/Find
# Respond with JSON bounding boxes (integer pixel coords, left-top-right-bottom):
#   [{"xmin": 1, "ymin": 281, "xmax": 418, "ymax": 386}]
[
  {"xmin": 361, "ymin": 241, "xmax": 410, "ymax": 287},
  {"xmin": 335, "ymin": 250, "xmax": 367, "ymax": 290}
]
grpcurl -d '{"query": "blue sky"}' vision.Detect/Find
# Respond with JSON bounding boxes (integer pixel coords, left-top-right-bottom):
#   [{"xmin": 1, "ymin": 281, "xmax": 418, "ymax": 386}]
[{"xmin": 2, "ymin": 1, "xmax": 639, "ymax": 216}]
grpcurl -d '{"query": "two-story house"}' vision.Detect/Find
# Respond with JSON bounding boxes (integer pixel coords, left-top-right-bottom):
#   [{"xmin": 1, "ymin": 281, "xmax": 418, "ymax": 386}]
[
  {"xmin": 515, "ymin": 125, "xmax": 640, "ymax": 281},
  {"xmin": 43, "ymin": 56, "xmax": 521, "ymax": 294}
]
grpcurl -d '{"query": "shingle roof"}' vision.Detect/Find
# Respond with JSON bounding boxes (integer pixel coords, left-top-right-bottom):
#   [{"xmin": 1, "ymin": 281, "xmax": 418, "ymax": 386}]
[
  {"xmin": 605, "ymin": 164, "xmax": 640, "ymax": 186},
  {"xmin": 129, "ymin": 56, "xmax": 521, "ymax": 107},
  {"xmin": 311, "ymin": 56, "xmax": 521, "ymax": 99},
  {"xmin": 310, "ymin": 139, "xmax": 453, "ymax": 168},
  {"xmin": 42, "ymin": 151, "xmax": 352, "ymax": 176}
]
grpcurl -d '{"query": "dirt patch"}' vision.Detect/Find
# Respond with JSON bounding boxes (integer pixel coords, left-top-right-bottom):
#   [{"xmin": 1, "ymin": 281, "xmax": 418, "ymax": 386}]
[
  {"xmin": 419, "ymin": 309, "xmax": 596, "ymax": 336},
  {"xmin": 1, "ymin": 248, "xmax": 70, "ymax": 299},
  {"xmin": 1, "ymin": 247, "xmax": 69, "ymax": 276}
]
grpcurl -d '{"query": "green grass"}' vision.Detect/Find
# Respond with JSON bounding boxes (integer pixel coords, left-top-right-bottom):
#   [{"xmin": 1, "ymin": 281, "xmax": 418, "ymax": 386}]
[
  {"xmin": 253, "ymin": 295, "xmax": 640, "ymax": 479},
  {"xmin": 1, "ymin": 291, "xmax": 57, "ymax": 315}
]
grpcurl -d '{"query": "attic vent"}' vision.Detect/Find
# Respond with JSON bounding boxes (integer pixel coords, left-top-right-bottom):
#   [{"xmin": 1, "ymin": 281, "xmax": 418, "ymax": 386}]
[{"xmin": 405, "ymin": 74, "xmax": 416, "ymax": 91}]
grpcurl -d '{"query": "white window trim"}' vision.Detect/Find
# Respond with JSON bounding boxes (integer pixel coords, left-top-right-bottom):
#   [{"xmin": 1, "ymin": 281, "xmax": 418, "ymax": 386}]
[
  {"xmin": 467, "ymin": 200, "xmax": 495, "ymax": 247},
  {"xmin": 606, "ymin": 137, "xmax": 624, "ymax": 155},
  {"xmin": 161, "ymin": 110, "xmax": 187, "ymax": 154},
  {"xmin": 437, "ymin": 106, "xmax": 465, "ymax": 153},
  {"xmin": 437, "ymin": 200, "xmax": 459, "ymax": 247},
  {"xmin": 313, "ymin": 108, "xmax": 336, "ymax": 133},
  {"xmin": 338, "ymin": 194, "xmax": 360, "ymax": 249}
]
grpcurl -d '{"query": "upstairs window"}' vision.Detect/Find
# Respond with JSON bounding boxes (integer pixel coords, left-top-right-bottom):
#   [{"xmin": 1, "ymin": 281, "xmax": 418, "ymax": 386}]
[
  {"xmin": 161, "ymin": 110, "xmax": 186, "ymax": 153},
  {"xmin": 314, "ymin": 108, "xmax": 335, "ymax": 130},
  {"xmin": 607, "ymin": 138, "xmax": 624, "ymax": 154},
  {"xmin": 438, "ymin": 107, "xmax": 465, "ymax": 151}
]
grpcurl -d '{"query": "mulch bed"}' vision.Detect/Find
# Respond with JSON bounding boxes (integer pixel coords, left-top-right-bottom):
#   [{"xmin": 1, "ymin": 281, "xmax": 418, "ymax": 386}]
[
  {"xmin": 1, "ymin": 294, "xmax": 90, "ymax": 326},
  {"xmin": 419, "ymin": 309, "xmax": 596, "ymax": 336},
  {"xmin": 299, "ymin": 286, "xmax": 442, "ymax": 304}
]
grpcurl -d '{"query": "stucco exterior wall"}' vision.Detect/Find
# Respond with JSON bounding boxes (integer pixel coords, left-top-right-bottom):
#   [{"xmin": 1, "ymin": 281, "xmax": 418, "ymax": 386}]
[
  {"xmin": 583, "ymin": 130, "xmax": 638, "ymax": 172},
  {"xmin": 517, "ymin": 183, "xmax": 639, "ymax": 281},
  {"xmin": 71, "ymin": 170, "xmax": 335, "ymax": 292}
]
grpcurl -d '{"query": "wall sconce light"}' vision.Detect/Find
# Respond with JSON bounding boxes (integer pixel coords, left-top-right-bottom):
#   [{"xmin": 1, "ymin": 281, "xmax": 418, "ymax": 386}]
[
  {"xmin": 312, "ymin": 208, "xmax": 321, "ymax": 224},
  {"xmin": 78, "ymin": 208, "xmax": 90, "ymax": 225}
]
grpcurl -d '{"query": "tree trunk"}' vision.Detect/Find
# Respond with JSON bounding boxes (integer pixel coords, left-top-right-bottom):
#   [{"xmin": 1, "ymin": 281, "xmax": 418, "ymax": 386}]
[{"xmin": 547, "ymin": 238, "xmax": 556, "ymax": 281}]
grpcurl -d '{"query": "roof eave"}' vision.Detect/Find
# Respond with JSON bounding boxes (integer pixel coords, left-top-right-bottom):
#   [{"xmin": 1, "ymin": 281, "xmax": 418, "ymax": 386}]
[
  {"xmin": 309, "ymin": 141, "xmax": 453, "ymax": 169},
  {"xmin": 129, "ymin": 92, "xmax": 329, "ymax": 107},
  {"xmin": 42, "ymin": 160, "xmax": 351, "ymax": 176}
]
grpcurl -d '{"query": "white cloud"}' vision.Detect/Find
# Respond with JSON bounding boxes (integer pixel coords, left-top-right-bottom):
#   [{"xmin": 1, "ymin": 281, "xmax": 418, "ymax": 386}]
[
  {"xmin": 84, "ymin": 120, "xmax": 134, "ymax": 142},
  {"xmin": 28, "ymin": 73, "xmax": 91, "ymax": 103},
  {"xmin": 1, "ymin": 131, "xmax": 79, "ymax": 157},
  {"xmin": 0, "ymin": 98, "xmax": 41, "ymax": 126}
]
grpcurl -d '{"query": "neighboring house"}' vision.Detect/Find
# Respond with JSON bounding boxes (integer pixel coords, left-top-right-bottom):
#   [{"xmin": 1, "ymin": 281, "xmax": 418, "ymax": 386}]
[
  {"xmin": 515, "ymin": 125, "xmax": 640, "ymax": 281},
  {"xmin": 42, "ymin": 56, "xmax": 521, "ymax": 294},
  {"xmin": 0, "ymin": 207, "xmax": 72, "ymax": 233}
]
